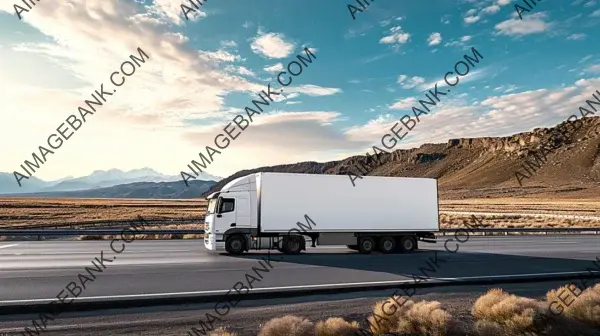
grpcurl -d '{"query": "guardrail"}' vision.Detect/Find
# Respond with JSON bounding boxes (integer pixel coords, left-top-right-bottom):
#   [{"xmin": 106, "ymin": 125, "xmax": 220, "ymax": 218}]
[
  {"xmin": 0, "ymin": 227, "xmax": 599, "ymax": 239},
  {"xmin": 8, "ymin": 217, "xmax": 205, "ymax": 230},
  {"xmin": 0, "ymin": 229, "xmax": 204, "ymax": 236}
]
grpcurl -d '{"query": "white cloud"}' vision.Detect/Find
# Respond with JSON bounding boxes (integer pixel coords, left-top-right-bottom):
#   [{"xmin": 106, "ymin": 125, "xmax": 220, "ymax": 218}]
[
  {"xmin": 144, "ymin": 0, "xmax": 207, "ymax": 26},
  {"xmin": 264, "ymin": 63, "xmax": 284, "ymax": 73},
  {"xmin": 587, "ymin": 64, "xmax": 600, "ymax": 73},
  {"xmin": 483, "ymin": 5, "xmax": 500, "ymax": 14},
  {"xmin": 250, "ymin": 30, "xmax": 295, "ymax": 59},
  {"xmin": 397, "ymin": 75, "xmax": 426, "ymax": 89},
  {"xmin": 418, "ymin": 68, "xmax": 488, "ymax": 92},
  {"xmin": 285, "ymin": 85, "xmax": 343, "ymax": 97},
  {"xmin": 389, "ymin": 97, "xmax": 417, "ymax": 110},
  {"xmin": 182, "ymin": 111, "xmax": 371, "ymax": 173},
  {"xmin": 495, "ymin": 12, "xmax": 552, "ymax": 36},
  {"xmin": 497, "ymin": 0, "xmax": 511, "ymax": 5},
  {"xmin": 344, "ymin": 77, "xmax": 600, "ymax": 156},
  {"xmin": 591, "ymin": 9, "xmax": 600, "ymax": 17},
  {"xmin": 567, "ymin": 33, "xmax": 587, "ymax": 40},
  {"xmin": 380, "ymin": 26, "xmax": 411, "ymax": 46},
  {"xmin": 221, "ymin": 40, "xmax": 238, "ymax": 48},
  {"xmin": 235, "ymin": 66, "xmax": 256, "ymax": 77},
  {"xmin": 445, "ymin": 35, "xmax": 473, "ymax": 49},
  {"xmin": 427, "ymin": 32, "xmax": 442, "ymax": 46},
  {"xmin": 464, "ymin": 16, "xmax": 480, "ymax": 24},
  {"xmin": 0, "ymin": 0, "xmax": 269, "ymax": 180}
]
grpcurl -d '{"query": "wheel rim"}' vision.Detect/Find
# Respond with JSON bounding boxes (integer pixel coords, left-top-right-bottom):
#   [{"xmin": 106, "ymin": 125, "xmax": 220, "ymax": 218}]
[
  {"xmin": 404, "ymin": 239, "xmax": 413, "ymax": 250},
  {"xmin": 289, "ymin": 240, "xmax": 300, "ymax": 251},
  {"xmin": 363, "ymin": 240, "xmax": 373, "ymax": 250},
  {"xmin": 383, "ymin": 240, "xmax": 393, "ymax": 251},
  {"xmin": 231, "ymin": 240, "xmax": 242, "ymax": 251}
]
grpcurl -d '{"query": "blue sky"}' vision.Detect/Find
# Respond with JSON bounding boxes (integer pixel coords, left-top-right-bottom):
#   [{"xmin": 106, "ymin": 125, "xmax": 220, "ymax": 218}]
[{"xmin": 1, "ymin": 0, "xmax": 600, "ymax": 183}]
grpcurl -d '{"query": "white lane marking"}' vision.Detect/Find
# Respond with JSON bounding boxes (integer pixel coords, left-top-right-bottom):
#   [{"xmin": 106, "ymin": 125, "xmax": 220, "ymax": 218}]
[
  {"xmin": 0, "ymin": 244, "xmax": 20, "ymax": 249},
  {"xmin": 1, "ymin": 270, "xmax": 598, "ymax": 304},
  {"xmin": 1, "ymin": 249, "xmax": 193, "ymax": 256}
]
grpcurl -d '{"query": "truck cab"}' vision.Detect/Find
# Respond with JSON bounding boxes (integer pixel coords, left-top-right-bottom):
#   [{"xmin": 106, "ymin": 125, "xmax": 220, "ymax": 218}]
[{"xmin": 204, "ymin": 174, "xmax": 259, "ymax": 253}]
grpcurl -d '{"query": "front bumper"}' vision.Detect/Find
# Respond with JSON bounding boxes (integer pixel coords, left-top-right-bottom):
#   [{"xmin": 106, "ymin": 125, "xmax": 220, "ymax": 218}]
[{"xmin": 204, "ymin": 234, "xmax": 225, "ymax": 251}]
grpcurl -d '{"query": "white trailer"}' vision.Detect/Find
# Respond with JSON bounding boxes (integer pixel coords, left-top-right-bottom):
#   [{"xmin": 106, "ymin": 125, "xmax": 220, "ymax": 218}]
[{"xmin": 204, "ymin": 172, "xmax": 439, "ymax": 255}]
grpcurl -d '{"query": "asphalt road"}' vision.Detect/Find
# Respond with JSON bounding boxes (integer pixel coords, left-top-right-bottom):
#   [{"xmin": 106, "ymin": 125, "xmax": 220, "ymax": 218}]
[{"xmin": 0, "ymin": 236, "xmax": 598, "ymax": 303}]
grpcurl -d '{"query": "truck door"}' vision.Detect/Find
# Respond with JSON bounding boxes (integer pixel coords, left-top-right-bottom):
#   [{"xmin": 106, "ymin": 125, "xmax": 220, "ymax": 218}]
[
  {"xmin": 216, "ymin": 197, "xmax": 237, "ymax": 232},
  {"xmin": 234, "ymin": 195, "xmax": 251, "ymax": 229}
]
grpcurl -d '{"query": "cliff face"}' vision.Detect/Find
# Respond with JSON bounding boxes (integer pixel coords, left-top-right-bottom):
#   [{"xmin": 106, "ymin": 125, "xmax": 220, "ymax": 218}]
[{"xmin": 204, "ymin": 117, "xmax": 600, "ymax": 198}]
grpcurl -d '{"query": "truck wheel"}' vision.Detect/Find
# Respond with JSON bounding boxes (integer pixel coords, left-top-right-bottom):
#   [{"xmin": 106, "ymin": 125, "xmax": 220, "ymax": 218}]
[
  {"xmin": 347, "ymin": 245, "xmax": 358, "ymax": 251},
  {"xmin": 358, "ymin": 237, "xmax": 375, "ymax": 254},
  {"xmin": 378, "ymin": 236, "xmax": 396, "ymax": 254},
  {"xmin": 282, "ymin": 236, "xmax": 302, "ymax": 254},
  {"xmin": 398, "ymin": 236, "xmax": 416, "ymax": 252},
  {"xmin": 225, "ymin": 235, "xmax": 245, "ymax": 255}
]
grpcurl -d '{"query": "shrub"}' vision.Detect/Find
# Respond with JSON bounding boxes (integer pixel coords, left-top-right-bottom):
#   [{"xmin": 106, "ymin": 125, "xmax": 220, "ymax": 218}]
[
  {"xmin": 366, "ymin": 297, "xmax": 461, "ymax": 336},
  {"xmin": 472, "ymin": 288, "xmax": 545, "ymax": 335},
  {"xmin": 545, "ymin": 283, "xmax": 600, "ymax": 327},
  {"xmin": 258, "ymin": 315, "xmax": 315, "ymax": 336},
  {"xmin": 315, "ymin": 317, "xmax": 360, "ymax": 336}
]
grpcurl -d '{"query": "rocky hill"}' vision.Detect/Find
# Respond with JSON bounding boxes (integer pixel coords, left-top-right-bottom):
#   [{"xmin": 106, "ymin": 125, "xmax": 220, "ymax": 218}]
[{"xmin": 205, "ymin": 116, "xmax": 600, "ymax": 199}]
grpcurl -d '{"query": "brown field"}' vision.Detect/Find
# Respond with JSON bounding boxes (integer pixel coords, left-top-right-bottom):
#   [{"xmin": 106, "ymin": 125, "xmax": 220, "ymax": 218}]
[
  {"xmin": 0, "ymin": 197, "xmax": 207, "ymax": 228},
  {"xmin": 0, "ymin": 197, "xmax": 599, "ymax": 240}
]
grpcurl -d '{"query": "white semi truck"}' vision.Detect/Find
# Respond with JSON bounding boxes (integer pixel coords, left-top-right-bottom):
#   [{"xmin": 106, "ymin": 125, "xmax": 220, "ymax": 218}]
[{"xmin": 204, "ymin": 172, "xmax": 439, "ymax": 255}]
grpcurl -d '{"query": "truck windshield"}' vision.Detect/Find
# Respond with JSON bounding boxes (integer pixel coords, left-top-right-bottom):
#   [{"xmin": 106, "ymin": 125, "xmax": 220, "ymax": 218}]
[{"xmin": 207, "ymin": 198, "xmax": 218, "ymax": 215}]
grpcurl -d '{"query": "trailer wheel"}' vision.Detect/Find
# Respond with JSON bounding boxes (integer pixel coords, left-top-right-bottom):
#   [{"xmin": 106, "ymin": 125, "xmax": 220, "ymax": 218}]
[
  {"xmin": 282, "ymin": 236, "xmax": 302, "ymax": 254},
  {"xmin": 378, "ymin": 236, "xmax": 396, "ymax": 254},
  {"xmin": 225, "ymin": 235, "xmax": 246, "ymax": 255},
  {"xmin": 398, "ymin": 236, "xmax": 417, "ymax": 252},
  {"xmin": 358, "ymin": 237, "xmax": 375, "ymax": 254}
]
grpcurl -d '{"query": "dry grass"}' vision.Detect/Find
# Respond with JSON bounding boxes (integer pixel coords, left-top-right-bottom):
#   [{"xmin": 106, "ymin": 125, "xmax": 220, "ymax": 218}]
[
  {"xmin": 367, "ymin": 297, "xmax": 461, "ymax": 336},
  {"xmin": 471, "ymin": 288, "xmax": 544, "ymax": 335},
  {"xmin": 472, "ymin": 286, "xmax": 600, "ymax": 336},
  {"xmin": 258, "ymin": 315, "xmax": 315, "ymax": 336},
  {"xmin": 0, "ymin": 197, "xmax": 206, "ymax": 228},
  {"xmin": 545, "ymin": 283, "xmax": 600, "ymax": 328},
  {"xmin": 314, "ymin": 317, "xmax": 360, "ymax": 336},
  {"xmin": 208, "ymin": 328, "xmax": 238, "ymax": 336},
  {"xmin": 440, "ymin": 198, "xmax": 600, "ymax": 216}
]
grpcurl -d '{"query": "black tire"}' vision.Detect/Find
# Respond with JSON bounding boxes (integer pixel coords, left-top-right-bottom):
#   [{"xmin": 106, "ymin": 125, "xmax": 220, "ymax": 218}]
[
  {"xmin": 398, "ymin": 236, "xmax": 417, "ymax": 252},
  {"xmin": 378, "ymin": 236, "xmax": 396, "ymax": 254},
  {"xmin": 225, "ymin": 235, "xmax": 245, "ymax": 255},
  {"xmin": 347, "ymin": 245, "xmax": 359, "ymax": 251},
  {"xmin": 282, "ymin": 236, "xmax": 303, "ymax": 254},
  {"xmin": 358, "ymin": 237, "xmax": 375, "ymax": 254}
]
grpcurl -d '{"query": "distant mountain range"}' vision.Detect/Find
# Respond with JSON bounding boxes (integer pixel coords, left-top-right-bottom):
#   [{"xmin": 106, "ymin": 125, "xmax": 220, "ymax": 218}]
[
  {"xmin": 7, "ymin": 180, "xmax": 216, "ymax": 199},
  {"xmin": 0, "ymin": 168, "xmax": 221, "ymax": 198}
]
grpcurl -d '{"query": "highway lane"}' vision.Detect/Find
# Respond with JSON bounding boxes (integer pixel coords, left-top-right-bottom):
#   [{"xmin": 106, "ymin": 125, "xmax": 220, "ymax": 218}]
[{"xmin": 0, "ymin": 236, "xmax": 598, "ymax": 303}]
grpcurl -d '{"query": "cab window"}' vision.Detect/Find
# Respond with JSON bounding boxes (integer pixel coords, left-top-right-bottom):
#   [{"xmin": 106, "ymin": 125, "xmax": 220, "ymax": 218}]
[{"xmin": 219, "ymin": 198, "xmax": 235, "ymax": 213}]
